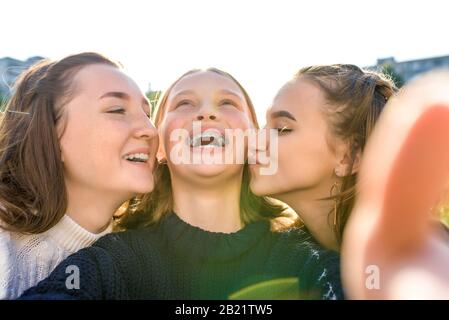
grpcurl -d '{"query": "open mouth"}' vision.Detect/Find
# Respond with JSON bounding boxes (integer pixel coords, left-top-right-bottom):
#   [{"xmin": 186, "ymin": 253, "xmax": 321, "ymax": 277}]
[
  {"xmin": 123, "ymin": 153, "xmax": 150, "ymax": 163},
  {"xmin": 188, "ymin": 131, "xmax": 228, "ymax": 148}
]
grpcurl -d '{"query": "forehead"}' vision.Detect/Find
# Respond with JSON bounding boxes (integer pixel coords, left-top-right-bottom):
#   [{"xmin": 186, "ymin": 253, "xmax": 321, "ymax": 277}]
[
  {"xmin": 270, "ymin": 78, "xmax": 326, "ymax": 116},
  {"xmin": 170, "ymin": 71, "xmax": 244, "ymax": 98},
  {"xmin": 72, "ymin": 64, "xmax": 142, "ymax": 97}
]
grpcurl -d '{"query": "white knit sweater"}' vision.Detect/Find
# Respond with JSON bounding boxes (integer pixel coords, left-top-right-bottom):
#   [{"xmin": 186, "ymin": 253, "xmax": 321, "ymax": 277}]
[{"xmin": 0, "ymin": 215, "xmax": 112, "ymax": 299}]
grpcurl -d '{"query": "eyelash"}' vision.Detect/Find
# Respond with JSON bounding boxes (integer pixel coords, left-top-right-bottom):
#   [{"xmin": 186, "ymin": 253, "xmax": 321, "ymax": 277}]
[
  {"xmin": 107, "ymin": 107, "xmax": 151, "ymax": 120},
  {"xmin": 277, "ymin": 126, "xmax": 292, "ymax": 134},
  {"xmin": 176, "ymin": 100, "xmax": 194, "ymax": 108},
  {"xmin": 108, "ymin": 107, "xmax": 126, "ymax": 114},
  {"xmin": 175, "ymin": 99, "xmax": 239, "ymax": 109},
  {"xmin": 219, "ymin": 99, "xmax": 238, "ymax": 107}
]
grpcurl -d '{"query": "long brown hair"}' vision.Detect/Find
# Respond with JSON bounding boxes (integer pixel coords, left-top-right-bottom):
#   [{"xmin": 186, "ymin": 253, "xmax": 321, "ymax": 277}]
[
  {"xmin": 295, "ymin": 64, "xmax": 397, "ymax": 244},
  {"xmin": 116, "ymin": 68, "xmax": 288, "ymax": 229},
  {"xmin": 0, "ymin": 52, "xmax": 120, "ymax": 234}
]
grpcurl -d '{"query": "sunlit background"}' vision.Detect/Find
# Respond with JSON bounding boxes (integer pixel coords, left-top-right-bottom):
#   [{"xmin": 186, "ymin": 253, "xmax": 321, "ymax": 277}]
[{"xmin": 2, "ymin": 0, "xmax": 449, "ymax": 122}]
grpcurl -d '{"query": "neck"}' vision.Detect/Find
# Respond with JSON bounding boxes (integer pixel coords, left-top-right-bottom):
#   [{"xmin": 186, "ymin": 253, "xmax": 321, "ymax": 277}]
[
  {"xmin": 65, "ymin": 183, "xmax": 125, "ymax": 234},
  {"xmin": 276, "ymin": 187, "xmax": 340, "ymax": 251},
  {"xmin": 170, "ymin": 173, "xmax": 243, "ymax": 233}
]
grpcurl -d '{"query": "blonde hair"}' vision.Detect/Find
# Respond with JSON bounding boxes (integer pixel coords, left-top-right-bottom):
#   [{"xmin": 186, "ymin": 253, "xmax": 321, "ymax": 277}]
[{"xmin": 116, "ymin": 68, "xmax": 288, "ymax": 229}]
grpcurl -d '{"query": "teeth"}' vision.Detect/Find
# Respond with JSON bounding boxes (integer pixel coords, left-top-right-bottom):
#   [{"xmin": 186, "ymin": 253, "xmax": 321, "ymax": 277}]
[
  {"xmin": 189, "ymin": 131, "xmax": 227, "ymax": 148},
  {"xmin": 124, "ymin": 153, "xmax": 149, "ymax": 162}
]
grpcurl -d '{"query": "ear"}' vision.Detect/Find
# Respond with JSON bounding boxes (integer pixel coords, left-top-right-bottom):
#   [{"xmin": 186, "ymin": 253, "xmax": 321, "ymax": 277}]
[
  {"xmin": 56, "ymin": 125, "xmax": 65, "ymax": 163},
  {"xmin": 58, "ymin": 137, "xmax": 65, "ymax": 163},
  {"xmin": 334, "ymin": 141, "xmax": 360, "ymax": 177},
  {"xmin": 349, "ymin": 147, "xmax": 362, "ymax": 175}
]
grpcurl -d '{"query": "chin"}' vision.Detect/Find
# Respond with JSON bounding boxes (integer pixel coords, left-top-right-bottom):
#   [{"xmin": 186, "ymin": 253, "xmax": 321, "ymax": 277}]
[
  {"xmin": 249, "ymin": 176, "xmax": 268, "ymax": 195},
  {"xmin": 250, "ymin": 176, "xmax": 288, "ymax": 198},
  {"xmin": 249, "ymin": 188, "xmax": 265, "ymax": 197},
  {"xmin": 249, "ymin": 172, "xmax": 271, "ymax": 196},
  {"xmin": 184, "ymin": 163, "xmax": 242, "ymax": 179},
  {"xmin": 192, "ymin": 164, "xmax": 231, "ymax": 176}
]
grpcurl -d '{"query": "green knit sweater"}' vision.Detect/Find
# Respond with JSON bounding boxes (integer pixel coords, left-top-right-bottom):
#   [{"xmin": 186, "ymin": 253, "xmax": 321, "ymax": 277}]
[{"xmin": 20, "ymin": 213, "xmax": 343, "ymax": 300}]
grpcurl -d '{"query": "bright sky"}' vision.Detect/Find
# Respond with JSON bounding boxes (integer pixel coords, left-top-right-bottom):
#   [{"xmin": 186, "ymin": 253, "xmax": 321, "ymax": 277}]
[{"xmin": 2, "ymin": 0, "xmax": 449, "ymax": 122}]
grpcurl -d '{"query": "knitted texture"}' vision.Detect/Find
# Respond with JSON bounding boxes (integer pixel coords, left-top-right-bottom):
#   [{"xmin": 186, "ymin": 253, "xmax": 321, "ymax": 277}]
[
  {"xmin": 0, "ymin": 215, "xmax": 111, "ymax": 299},
  {"xmin": 20, "ymin": 213, "xmax": 343, "ymax": 300}
]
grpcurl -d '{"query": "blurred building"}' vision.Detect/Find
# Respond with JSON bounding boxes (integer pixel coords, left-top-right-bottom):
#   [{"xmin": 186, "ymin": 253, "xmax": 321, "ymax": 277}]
[
  {"xmin": 374, "ymin": 54, "xmax": 449, "ymax": 83},
  {"xmin": 0, "ymin": 56, "xmax": 45, "ymax": 97}
]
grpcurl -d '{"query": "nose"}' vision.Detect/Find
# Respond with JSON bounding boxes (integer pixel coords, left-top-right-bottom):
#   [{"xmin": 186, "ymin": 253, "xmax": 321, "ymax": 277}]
[
  {"xmin": 265, "ymin": 128, "xmax": 273, "ymax": 150},
  {"xmin": 133, "ymin": 116, "xmax": 158, "ymax": 141},
  {"xmin": 254, "ymin": 127, "xmax": 271, "ymax": 151},
  {"xmin": 247, "ymin": 127, "xmax": 271, "ymax": 164},
  {"xmin": 196, "ymin": 104, "xmax": 218, "ymax": 121}
]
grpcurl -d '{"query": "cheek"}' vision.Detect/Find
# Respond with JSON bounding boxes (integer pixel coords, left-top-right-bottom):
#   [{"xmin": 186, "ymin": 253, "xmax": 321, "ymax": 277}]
[
  {"xmin": 94, "ymin": 128, "xmax": 125, "ymax": 162},
  {"xmin": 59, "ymin": 117, "xmax": 91, "ymax": 161},
  {"xmin": 276, "ymin": 137, "xmax": 304, "ymax": 176},
  {"xmin": 277, "ymin": 133, "xmax": 334, "ymax": 180},
  {"xmin": 224, "ymin": 112, "xmax": 253, "ymax": 160},
  {"xmin": 160, "ymin": 117, "xmax": 187, "ymax": 151},
  {"xmin": 61, "ymin": 118, "xmax": 129, "ymax": 167},
  {"xmin": 222, "ymin": 109, "xmax": 253, "ymax": 130}
]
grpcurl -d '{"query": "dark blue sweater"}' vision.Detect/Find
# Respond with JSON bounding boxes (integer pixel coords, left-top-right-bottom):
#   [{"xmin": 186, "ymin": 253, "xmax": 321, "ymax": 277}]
[{"xmin": 20, "ymin": 213, "xmax": 343, "ymax": 299}]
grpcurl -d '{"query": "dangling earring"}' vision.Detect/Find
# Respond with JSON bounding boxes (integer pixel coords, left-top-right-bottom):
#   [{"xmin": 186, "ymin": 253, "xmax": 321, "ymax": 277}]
[
  {"xmin": 330, "ymin": 182, "xmax": 340, "ymax": 226},
  {"xmin": 157, "ymin": 158, "xmax": 167, "ymax": 165}
]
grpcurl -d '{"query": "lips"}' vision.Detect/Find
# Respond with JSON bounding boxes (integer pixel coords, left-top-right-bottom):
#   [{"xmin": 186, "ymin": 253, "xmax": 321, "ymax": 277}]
[
  {"xmin": 189, "ymin": 131, "xmax": 227, "ymax": 148},
  {"xmin": 123, "ymin": 148, "xmax": 151, "ymax": 163},
  {"xmin": 124, "ymin": 153, "xmax": 149, "ymax": 162},
  {"xmin": 187, "ymin": 126, "xmax": 228, "ymax": 148}
]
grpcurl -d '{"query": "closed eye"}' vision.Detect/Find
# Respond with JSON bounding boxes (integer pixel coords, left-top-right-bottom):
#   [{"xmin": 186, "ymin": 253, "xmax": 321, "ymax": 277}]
[
  {"xmin": 277, "ymin": 126, "xmax": 292, "ymax": 134},
  {"xmin": 107, "ymin": 107, "xmax": 126, "ymax": 114},
  {"xmin": 176, "ymin": 99, "xmax": 195, "ymax": 108},
  {"xmin": 219, "ymin": 99, "xmax": 239, "ymax": 108}
]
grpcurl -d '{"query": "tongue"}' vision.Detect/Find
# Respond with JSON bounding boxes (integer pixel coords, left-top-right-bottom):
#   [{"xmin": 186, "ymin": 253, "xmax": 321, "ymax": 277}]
[{"xmin": 201, "ymin": 137, "xmax": 214, "ymax": 146}]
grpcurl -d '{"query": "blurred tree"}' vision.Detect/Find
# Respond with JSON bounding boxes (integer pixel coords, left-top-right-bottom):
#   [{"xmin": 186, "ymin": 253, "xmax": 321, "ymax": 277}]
[
  {"xmin": 146, "ymin": 90, "xmax": 162, "ymax": 115},
  {"xmin": 381, "ymin": 64, "xmax": 404, "ymax": 88},
  {"xmin": 0, "ymin": 93, "xmax": 8, "ymax": 112}
]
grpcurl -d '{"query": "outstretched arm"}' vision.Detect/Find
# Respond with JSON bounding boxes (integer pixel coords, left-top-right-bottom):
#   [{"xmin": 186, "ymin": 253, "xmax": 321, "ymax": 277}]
[{"xmin": 342, "ymin": 70, "xmax": 449, "ymax": 299}]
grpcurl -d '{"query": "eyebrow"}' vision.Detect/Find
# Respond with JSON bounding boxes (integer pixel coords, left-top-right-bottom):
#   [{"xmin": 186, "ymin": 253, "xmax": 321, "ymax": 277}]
[
  {"xmin": 171, "ymin": 89, "xmax": 195, "ymax": 98},
  {"xmin": 271, "ymin": 110, "xmax": 297, "ymax": 121},
  {"xmin": 218, "ymin": 89, "xmax": 243, "ymax": 99},
  {"xmin": 99, "ymin": 91, "xmax": 131, "ymax": 100},
  {"xmin": 171, "ymin": 89, "xmax": 243, "ymax": 99}
]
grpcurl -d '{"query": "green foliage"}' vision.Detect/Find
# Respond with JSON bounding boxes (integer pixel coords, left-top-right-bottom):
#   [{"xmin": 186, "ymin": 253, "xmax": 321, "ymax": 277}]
[
  {"xmin": 381, "ymin": 64, "xmax": 404, "ymax": 88},
  {"xmin": 0, "ymin": 94, "xmax": 9, "ymax": 112},
  {"xmin": 146, "ymin": 90, "xmax": 162, "ymax": 115}
]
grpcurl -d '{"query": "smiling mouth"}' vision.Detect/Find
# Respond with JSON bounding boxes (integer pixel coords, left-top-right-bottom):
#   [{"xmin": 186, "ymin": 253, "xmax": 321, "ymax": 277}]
[
  {"xmin": 123, "ymin": 153, "xmax": 150, "ymax": 163},
  {"xmin": 188, "ymin": 131, "xmax": 228, "ymax": 148}
]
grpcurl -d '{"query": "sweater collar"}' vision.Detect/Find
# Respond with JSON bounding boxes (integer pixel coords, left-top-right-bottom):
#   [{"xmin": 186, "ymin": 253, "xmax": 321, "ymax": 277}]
[
  {"xmin": 46, "ymin": 215, "xmax": 112, "ymax": 253},
  {"xmin": 156, "ymin": 212, "xmax": 271, "ymax": 263}
]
